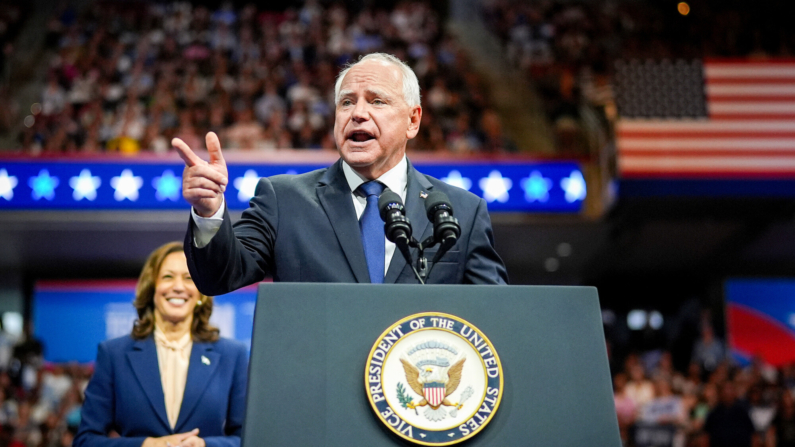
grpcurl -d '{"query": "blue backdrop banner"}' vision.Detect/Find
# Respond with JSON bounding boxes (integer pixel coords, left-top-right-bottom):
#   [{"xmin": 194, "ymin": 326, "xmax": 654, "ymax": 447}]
[
  {"xmin": 33, "ymin": 280, "xmax": 258, "ymax": 363},
  {"xmin": 0, "ymin": 159, "xmax": 586, "ymax": 212}
]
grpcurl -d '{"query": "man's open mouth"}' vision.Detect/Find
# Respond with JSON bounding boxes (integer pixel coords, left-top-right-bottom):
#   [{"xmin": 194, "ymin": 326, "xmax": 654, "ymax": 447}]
[{"xmin": 348, "ymin": 130, "xmax": 375, "ymax": 142}]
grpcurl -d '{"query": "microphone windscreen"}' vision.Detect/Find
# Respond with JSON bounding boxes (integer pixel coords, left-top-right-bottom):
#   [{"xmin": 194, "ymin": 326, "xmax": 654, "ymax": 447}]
[
  {"xmin": 424, "ymin": 191, "xmax": 453, "ymax": 220},
  {"xmin": 378, "ymin": 190, "xmax": 404, "ymax": 221}
]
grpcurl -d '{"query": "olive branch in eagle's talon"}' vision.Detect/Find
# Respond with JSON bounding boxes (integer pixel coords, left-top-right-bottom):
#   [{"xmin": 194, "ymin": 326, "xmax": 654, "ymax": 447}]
[{"xmin": 396, "ymin": 382, "xmax": 418, "ymax": 415}]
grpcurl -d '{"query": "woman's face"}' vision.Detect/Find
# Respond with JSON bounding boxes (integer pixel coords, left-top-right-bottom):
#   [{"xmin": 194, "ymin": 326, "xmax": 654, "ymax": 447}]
[{"xmin": 153, "ymin": 252, "xmax": 200, "ymax": 326}]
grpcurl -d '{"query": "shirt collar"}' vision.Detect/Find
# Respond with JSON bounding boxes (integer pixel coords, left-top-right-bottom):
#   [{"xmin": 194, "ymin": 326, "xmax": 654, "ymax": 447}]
[{"xmin": 341, "ymin": 156, "xmax": 408, "ymax": 196}]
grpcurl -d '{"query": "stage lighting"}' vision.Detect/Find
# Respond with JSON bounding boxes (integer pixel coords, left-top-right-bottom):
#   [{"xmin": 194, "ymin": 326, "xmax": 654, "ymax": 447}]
[{"xmin": 677, "ymin": 2, "xmax": 690, "ymax": 16}]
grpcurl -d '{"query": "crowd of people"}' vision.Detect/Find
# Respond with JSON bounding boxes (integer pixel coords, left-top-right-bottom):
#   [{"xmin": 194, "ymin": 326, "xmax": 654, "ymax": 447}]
[
  {"xmin": 0, "ymin": 2, "xmax": 27, "ymax": 135},
  {"xmin": 17, "ymin": 0, "xmax": 515, "ymax": 155},
  {"xmin": 610, "ymin": 323, "xmax": 795, "ymax": 447},
  {"xmin": 481, "ymin": 0, "xmax": 795, "ymax": 153},
  {"xmin": 0, "ymin": 2, "xmax": 27, "ymax": 85},
  {"xmin": 7, "ymin": 0, "xmax": 794, "ymax": 155},
  {"xmin": 0, "ymin": 322, "xmax": 88, "ymax": 447}
]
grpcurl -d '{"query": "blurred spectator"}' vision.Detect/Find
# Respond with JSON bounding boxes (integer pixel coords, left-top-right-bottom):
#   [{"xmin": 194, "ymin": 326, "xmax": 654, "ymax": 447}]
[
  {"xmin": 0, "ymin": 318, "xmax": 16, "ymax": 372},
  {"xmin": 692, "ymin": 325, "xmax": 726, "ymax": 375},
  {"xmin": 626, "ymin": 362, "xmax": 655, "ymax": 409},
  {"xmin": 13, "ymin": 400, "xmax": 42, "ymax": 446},
  {"xmin": 0, "ymin": 386, "xmax": 18, "ymax": 425},
  {"xmin": 613, "ymin": 372, "xmax": 636, "ymax": 445},
  {"xmin": 9, "ymin": 321, "xmax": 44, "ymax": 392},
  {"xmin": 1, "ymin": 3, "xmax": 28, "ymax": 87},
  {"xmin": 690, "ymin": 382, "xmax": 719, "ymax": 442},
  {"xmin": 704, "ymin": 381, "xmax": 755, "ymax": 447},
  {"xmin": 638, "ymin": 378, "xmax": 686, "ymax": 426},
  {"xmin": 41, "ymin": 75, "xmax": 66, "ymax": 117},
  {"xmin": 635, "ymin": 378, "xmax": 687, "ymax": 447},
  {"xmin": 224, "ymin": 106, "xmax": 265, "ymax": 149},
  {"xmin": 678, "ymin": 362, "xmax": 704, "ymax": 396},
  {"xmin": 747, "ymin": 385, "xmax": 776, "ymax": 446},
  {"xmin": 40, "ymin": 364, "xmax": 73, "ymax": 410},
  {"xmin": 771, "ymin": 391, "xmax": 795, "ymax": 447}
]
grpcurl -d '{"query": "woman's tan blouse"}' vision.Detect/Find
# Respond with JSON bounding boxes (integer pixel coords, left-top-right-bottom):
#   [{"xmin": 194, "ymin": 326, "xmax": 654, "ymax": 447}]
[{"xmin": 154, "ymin": 328, "xmax": 193, "ymax": 428}]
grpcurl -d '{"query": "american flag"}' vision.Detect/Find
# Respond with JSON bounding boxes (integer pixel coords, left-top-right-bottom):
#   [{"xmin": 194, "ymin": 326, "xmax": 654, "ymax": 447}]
[{"xmin": 615, "ymin": 59, "xmax": 795, "ymax": 178}]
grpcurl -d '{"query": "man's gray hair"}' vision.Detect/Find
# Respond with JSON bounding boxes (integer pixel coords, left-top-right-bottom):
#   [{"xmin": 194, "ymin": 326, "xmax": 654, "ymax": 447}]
[{"xmin": 334, "ymin": 53, "xmax": 421, "ymax": 108}]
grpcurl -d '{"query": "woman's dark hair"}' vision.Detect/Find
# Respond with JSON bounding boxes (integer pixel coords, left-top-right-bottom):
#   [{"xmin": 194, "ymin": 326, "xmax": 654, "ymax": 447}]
[{"xmin": 131, "ymin": 242, "xmax": 219, "ymax": 342}]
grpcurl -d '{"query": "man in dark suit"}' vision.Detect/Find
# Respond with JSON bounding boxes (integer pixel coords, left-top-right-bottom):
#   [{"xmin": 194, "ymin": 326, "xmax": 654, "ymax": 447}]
[{"xmin": 174, "ymin": 53, "xmax": 507, "ymax": 296}]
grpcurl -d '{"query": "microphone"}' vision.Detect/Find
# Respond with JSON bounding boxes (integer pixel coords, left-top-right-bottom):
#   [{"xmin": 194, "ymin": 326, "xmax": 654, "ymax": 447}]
[
  {"xmin": 424, "ymin": 192, "xmax": 461, "ymax": 259},
  {"xmin": 379, "ymin": 190, "xmax": 425, "ymax": 284},
  {"xmin": 378, "ymin": 190, "xmax": 412, "ymax": 246}
]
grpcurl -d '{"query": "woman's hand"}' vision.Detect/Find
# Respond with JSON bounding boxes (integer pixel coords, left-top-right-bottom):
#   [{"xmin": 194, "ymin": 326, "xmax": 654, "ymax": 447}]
[
  {"xmin": 141, "ymin": 428, "xmax": 200, "ymax": 447},
  {"xmin": 176, "ymin": 435, "xmax": 206, "ymax": 447}
]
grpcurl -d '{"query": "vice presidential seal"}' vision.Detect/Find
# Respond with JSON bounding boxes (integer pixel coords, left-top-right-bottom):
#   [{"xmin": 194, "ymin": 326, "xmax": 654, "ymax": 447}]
[{"xmin": 365, "ymin": 313, "xmax": 503, "ymax": 445}]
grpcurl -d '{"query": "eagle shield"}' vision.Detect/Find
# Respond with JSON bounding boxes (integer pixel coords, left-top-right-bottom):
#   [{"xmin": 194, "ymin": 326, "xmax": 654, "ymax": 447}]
[{"xmin": 423, "ymin": 382, "xmax": 446, "ymax": 407}]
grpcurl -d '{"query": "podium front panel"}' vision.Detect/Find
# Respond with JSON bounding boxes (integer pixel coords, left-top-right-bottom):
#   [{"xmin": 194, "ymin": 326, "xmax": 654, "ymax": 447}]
[{"xmin": 242, "ymin": 283, "xmax": 620, "ymax": 447}]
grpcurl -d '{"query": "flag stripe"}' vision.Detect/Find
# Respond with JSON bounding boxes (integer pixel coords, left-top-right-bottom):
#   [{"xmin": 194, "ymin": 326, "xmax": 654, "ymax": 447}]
[
  {"xmin": 618, "ymin": 138, "xmax": 795, "ymax": 150},
  {"xmin": 618, "ymin": 131, "xmax": 795, "ymax": 139},
  {"xmin": 709, "ymin": 113, "xmax": 795, "ymax": 120},
  {"xmin": 708, "ymin": 96, "xmax": 795, "ymax": 103},
  {"xmin": 709, "ymin": 103, "xmax": 795, "ymax": 113},
  {"xmin": 706, "ymin": 78, "xmax": 795, "ymax": 85},
  {"xmin": 620, "ymin": 156, "xmax": 795, "ymax": 170},
  {"xmin": 620, "ymin": 150, "xmax": 795, "ymax": 157},
  {"xmin": 617, "ymin": 120, "xmax": 795, "ymax": 132},
  {"xmin": 704, "ymin": 65, "xmax": 795, "ymax": 77},
  {"xmin": 706, "ymin": 84, "xmax": 795, "ymax": 95}
]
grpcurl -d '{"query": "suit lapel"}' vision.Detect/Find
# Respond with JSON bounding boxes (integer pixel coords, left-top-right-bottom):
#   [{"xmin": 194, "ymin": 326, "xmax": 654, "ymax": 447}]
[
  {"xmin": 317, "ymin": 160, "xmax": 370, "ymax": 283},
  {"xmin": 385, "ymin": 160, "xmax": 433, "ymax": 283},
  {"xmin": 176, "ymin": 342, "xmax": 220, "ymax": 431},
  {"xmin": 127, "ymin": 338, "xmax": 170, "ymax": 430}
]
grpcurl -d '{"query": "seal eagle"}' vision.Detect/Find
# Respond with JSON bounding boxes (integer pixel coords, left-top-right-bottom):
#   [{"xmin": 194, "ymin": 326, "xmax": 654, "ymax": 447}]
[{"xmin": 400, "ymin": 357, "xmax": 466, "ymax": 415}]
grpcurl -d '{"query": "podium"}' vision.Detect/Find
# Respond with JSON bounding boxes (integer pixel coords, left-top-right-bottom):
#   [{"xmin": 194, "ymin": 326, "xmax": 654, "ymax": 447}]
[{"xmin": 241, "ymin": 283, "xmax": 621, "ymax": 446}]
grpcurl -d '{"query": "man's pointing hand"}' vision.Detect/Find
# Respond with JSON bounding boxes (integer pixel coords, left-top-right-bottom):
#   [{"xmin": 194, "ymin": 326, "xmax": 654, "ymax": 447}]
[{"xmin": 173, "ymin": 132, "xmax": 228, "ymax": 218}]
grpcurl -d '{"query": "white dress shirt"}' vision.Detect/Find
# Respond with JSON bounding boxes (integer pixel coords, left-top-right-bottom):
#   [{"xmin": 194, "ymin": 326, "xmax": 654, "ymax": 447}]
[{"xmin": 192, "ymin": 156, "xmax": 409, "ymax": 275}]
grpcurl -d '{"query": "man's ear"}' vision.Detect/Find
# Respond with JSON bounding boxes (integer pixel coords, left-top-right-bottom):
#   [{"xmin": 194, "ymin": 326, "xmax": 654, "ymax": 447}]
[{"xmin": 406, "ymin": 105, "xmax": 422, "ymax": 139}]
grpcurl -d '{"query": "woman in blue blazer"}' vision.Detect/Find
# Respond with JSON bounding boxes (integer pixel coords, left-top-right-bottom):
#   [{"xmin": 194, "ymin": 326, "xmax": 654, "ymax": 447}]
[{"xmin": 75, "ymin": 242, "xmax": 248, "ymax": 447}]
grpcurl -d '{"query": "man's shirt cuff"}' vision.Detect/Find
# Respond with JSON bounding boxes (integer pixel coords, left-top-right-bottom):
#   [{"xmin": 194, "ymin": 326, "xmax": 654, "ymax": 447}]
[{"xmin": 191, "ymin": 199, "xmax": 225, "ymax": 248}]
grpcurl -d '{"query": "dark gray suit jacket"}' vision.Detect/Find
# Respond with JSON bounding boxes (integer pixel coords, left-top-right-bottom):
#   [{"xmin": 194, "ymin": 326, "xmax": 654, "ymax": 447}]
[{"xmin": 185, "ymin": 159, "xmax": 507, "ymax": 296}]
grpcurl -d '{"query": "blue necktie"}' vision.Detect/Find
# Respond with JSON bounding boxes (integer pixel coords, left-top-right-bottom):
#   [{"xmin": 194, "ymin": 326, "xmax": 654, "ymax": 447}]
[{"xmin": 358, "ymin": 181, "xmax": 386, "ymax": 283}]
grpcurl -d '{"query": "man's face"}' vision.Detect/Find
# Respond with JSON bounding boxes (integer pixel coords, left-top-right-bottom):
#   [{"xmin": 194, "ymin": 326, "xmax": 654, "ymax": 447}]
[{"xmin": 334, "ymin": 61, "xmax": 422, "ymax": 179}]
